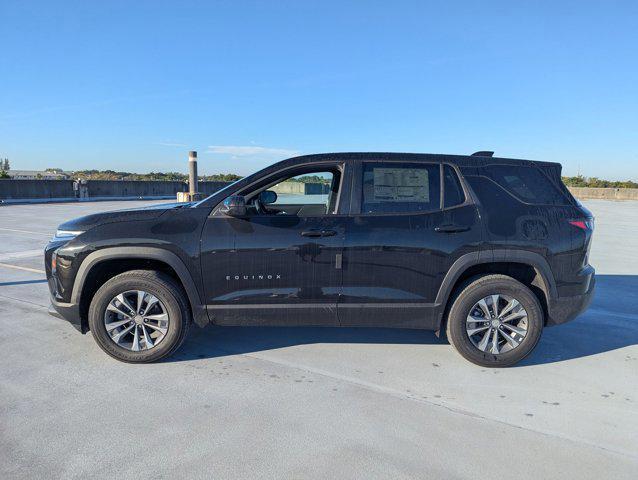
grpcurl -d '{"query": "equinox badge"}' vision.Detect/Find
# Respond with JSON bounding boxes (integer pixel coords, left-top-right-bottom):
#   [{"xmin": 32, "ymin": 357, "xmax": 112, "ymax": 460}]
[{"xmin": 226, "ymin": 274, "xmax": 282, "ymax": 281}]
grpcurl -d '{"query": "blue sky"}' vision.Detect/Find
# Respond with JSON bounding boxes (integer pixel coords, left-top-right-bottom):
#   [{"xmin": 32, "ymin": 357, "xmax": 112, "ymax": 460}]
[{"xmin": 1, "ymin": 0, "xmax": 637, "ymax": 179}]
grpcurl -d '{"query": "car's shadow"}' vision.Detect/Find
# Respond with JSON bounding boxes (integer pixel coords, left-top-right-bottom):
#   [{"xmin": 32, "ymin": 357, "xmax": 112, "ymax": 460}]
[
  {"xmin": 520, "ymin": 274, "xmax": 638, "ymax": 366},
  {"xmin": 169, "ymin": 274, "xmax": 638, "ymax": 367}
]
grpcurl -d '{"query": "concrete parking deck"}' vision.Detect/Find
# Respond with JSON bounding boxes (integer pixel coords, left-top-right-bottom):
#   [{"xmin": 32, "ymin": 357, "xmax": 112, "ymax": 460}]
[{"xmin": 1, "ymin": 200, "xmax": 637, "ymax": 479}]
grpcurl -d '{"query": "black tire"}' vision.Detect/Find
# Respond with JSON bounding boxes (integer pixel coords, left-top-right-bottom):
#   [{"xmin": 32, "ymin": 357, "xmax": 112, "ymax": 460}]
[
  {"xmin": 88, "ymin": 270, "xmax": 191, "ymax": 363},
  {"xmin": 445, "ymin": 274, "xmax": 543, "ymax": 367}
]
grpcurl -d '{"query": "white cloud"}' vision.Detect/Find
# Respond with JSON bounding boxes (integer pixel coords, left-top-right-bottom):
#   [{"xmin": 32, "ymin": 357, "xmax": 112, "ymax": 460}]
[{"xmin": 205, "ymin": 145, "xmax": 299, "ymax": 158}]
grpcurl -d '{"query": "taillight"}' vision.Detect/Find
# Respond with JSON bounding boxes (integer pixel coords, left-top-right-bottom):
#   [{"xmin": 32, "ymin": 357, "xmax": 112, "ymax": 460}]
[{"xmin": 569, "ymin": 219, "xmax": 594, "ymax": 231}]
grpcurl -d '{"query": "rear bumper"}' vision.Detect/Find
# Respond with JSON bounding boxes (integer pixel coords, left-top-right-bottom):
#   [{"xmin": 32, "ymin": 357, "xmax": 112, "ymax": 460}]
[
  {"xmin": 49, "ymin": 296, "xmax": 85, "ymax": 333},
  {"xmin": 547, "ymin": 274, "xmax": 595, "ymax": 326}
]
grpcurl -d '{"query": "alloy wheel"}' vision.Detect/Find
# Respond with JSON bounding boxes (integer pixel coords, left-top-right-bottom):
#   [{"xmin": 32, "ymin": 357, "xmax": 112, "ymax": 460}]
[
  {"xmin": 103, "ymin": 290, "xmax": 169, "ymax": 351},
  {"xmin": 466, "ymin": 294, "xmax": 529, "ymax": 354}
]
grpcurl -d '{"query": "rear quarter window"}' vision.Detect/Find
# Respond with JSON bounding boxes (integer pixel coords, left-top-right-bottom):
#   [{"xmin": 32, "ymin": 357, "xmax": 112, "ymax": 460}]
[
  {"xmin": 443, "ymin": 165, "xmax": 465, "ymax": 208},
  {"xmin": 484, "ymin": 165, "xmax": 569, "ymax": 205}
]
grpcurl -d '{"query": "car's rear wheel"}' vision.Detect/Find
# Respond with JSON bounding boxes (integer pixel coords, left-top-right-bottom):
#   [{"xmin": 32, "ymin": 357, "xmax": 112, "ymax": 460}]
[
  {"xmin": 445, "ymin": 274, "xmax": 544, "ymax": 367},
  {"xmin": 88, "ymin": 270, "xmax": 190, "ymax": 363}
]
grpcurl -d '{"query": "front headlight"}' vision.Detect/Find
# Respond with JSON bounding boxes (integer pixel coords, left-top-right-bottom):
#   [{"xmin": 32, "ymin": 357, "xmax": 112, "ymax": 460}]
[{"xmin": 52, "ymin": 229, "xmax": 84, "ymax": 241}]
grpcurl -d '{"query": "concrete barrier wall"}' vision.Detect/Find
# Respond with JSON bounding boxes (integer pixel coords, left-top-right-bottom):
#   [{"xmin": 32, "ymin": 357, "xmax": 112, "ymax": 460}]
[
  {"xmin": 304, "ymin": 183, "xmax": 330, "ymax": 194},
  {"xmin": 0, "ymin": 180, "xmax": 233, "ymax": 202},
  {"xmin": 199, "ymin": 181, "xmax": 232, "ymax": 194},
  {"xmin": 0, "ymin": 179, "xmax": 75, "ymax": 199},
  {"xmin": 567, "ymin": 187, "xmax": 638, "ymax": 201},
  {"xmin": 272, "ymin": 182, "xmax": 330, "ymax": 195},
  {"xmin": 86, "ymin": 180, "xmax": 185, "ymax": 198}
]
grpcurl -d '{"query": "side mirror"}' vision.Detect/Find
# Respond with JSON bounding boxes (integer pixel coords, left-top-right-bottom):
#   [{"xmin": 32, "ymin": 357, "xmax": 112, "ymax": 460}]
[
  {"xmin": 219, "ymin": 195, "xmax": 247, "ymax": 217},
  {"xmin": 259, "ymin": 190, "xmax": 278, "ymax": 205}
]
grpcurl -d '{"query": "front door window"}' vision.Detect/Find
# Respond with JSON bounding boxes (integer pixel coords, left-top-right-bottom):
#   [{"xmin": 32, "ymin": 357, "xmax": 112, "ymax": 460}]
[{"xmin": 243, "ymin": 169, "xmax": 341, "ymax": 217}]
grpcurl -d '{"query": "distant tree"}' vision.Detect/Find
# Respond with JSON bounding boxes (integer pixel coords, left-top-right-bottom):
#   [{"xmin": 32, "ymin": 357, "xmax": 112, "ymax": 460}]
[
  {"xmin": 45, "ymin": 167, "xmax": 63, "ymax": 173},
  {"xmin": 69, "ymin": 169, "xmax": 243, "ymax": 182},
  {"xmin": 200, "ymin": 173, "xmax": 242, "ymax": 182},
  {"xmin": 284, "ymin": 174, "xmax": 331, "ymax": 184},
  {"xmin": 563, "ymin": 175, "xmax": 638, "ymax": 189},
  {"xmin": 0, "ymin": 169, "xmax": 8, "ymax": 179}
]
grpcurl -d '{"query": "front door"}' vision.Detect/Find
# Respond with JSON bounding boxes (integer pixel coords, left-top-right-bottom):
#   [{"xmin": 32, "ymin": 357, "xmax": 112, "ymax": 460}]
[{"xmin": 200, "ymin": 163, "xmax": 349, "ymax": 326}]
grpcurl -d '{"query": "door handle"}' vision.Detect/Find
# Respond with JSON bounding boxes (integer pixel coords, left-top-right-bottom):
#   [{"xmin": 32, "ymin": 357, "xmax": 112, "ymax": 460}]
[
  {"xmin": 435, "ymin": 225, "xmax": 470, "ymax": 233},
  {"xmin": 301, "ymin": 230, "xmax": 323, "ymax": 237}
]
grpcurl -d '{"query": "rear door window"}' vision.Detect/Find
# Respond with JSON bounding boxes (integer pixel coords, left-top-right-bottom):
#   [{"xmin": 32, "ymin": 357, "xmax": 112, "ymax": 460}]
[
  {"xmin": 361, "ymin": 162, "xmax": 440, "ymax": 214},
  {"xmin": 485, "ymin": 165, "xmax": 569, "ymax": 205}
]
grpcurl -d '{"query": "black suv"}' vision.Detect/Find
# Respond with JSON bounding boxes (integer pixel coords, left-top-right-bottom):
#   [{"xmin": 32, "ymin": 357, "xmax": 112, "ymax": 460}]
[{"xmin": 46, "ymin": 152, "xmax": 595, "ymax": 367}]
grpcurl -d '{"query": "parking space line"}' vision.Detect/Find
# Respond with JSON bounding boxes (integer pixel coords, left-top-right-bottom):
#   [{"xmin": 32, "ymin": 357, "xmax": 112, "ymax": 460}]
[
  {"xmin": 0, "ymin": 227, "xmax": 51, "ymax": 236},
  {"xmin": 0, "ymin": 249, "xmax": 44, "ymax": 262},
  {"xmin": 0, "ymin": 262, "xmax": 46, "ymax": 274},
  {"xmin": 0, "ymin": 293, "xmax": 49, "ymax": 309}
]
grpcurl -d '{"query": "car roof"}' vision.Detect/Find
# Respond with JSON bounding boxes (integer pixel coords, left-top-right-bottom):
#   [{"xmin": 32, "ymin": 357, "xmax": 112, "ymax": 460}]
[{"xmin": 278, "ymin": 152, "xmax": 561, "ymax": 169}]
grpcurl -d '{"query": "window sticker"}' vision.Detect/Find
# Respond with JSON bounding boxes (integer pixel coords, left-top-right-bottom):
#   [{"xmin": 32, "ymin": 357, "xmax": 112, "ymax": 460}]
[{"xmin": 372, "ymin": 168, "xmax": 429, "ymax": 202}]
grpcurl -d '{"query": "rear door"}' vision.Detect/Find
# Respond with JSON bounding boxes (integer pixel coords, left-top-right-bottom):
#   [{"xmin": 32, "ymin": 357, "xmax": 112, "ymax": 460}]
[{"xmin": 339, "ymin": 160, "xmax": 481, "ymax": 328}]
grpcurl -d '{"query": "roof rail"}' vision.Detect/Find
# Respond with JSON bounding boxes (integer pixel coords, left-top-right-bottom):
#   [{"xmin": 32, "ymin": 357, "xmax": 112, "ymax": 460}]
[{"xmin": 471, "ymin": 151, "xmax": 494, "ymax": 157}]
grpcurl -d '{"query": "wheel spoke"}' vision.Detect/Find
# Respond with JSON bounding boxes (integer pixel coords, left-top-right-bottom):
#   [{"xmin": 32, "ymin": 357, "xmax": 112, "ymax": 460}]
[
  {"xmin": 132, "ymin": 326, "xmax": 140, "ymax": 351},
  {"xmin": 143, "ymin": 322, "xmax": 168, "ymax": 335},
  {"xmin": 490, "ymin": 328, "xmax": 500, "ymax": 354},
  {"xmin": 502, "ymin": 323, "xmax": 527, "ymax": 336},
  {"xmin": 500, "ymin": 328, "xmax": 520, "ymax": 348},
  {"xmin": 491, "ymin": 295, "xmax": 500, "ymax": 317},
  {"xmin": 467, "ymin": 325, "xmax": 490, "ymax": 336},
  {"xmin": 111, "ymin": 324, "xmax": 134, "ymax": 344},
  {"xmin": 116, "ymin": 293, "xmax": 136, "ymax": 315},
  {"xmin": 467, "ymin": 314, "xmax": 487, "ymax": 324},
  {"xmin": 136, "ymin": 290, "xmax": 146, "ymax": 313},
  {"xmin": 501, "ymin": 310, "xmax": 527, "ymax": 323},
  {"xmin": 142, "ymin": 325, "xmax": 154, "ymax": 348},
  {"xmin": 105, "ymin": 318, "xmax": 131, "ymax": 332},
  {"xmin": 477, "ymin": 299, "xmax": 491, "ymax": 318},
  {"xmin": 498, "ymin": 298, "xmax": 519, "ymax": 319},
  {"xmin": 477, "ymin": 328, "xmax": 492, "ymax": 351},
  {"xmin": 142, "ymin": 295, "xmax": 160, "ymax": 316},
  {"xmin": 106, "ymin": 302, "xmax": 131, "ymax": 319},
  {"xmin": 144, "ymin": 312, "xmax": 169, "ymax": 323}
]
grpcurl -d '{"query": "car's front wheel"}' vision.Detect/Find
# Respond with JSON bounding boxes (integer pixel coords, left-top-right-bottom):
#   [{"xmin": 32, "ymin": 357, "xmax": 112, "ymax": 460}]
[
  {"xmin": 446, "ymin": 274, "xmax": 544, "ymax": 367},
  {"xmin": 88, "ymin": 270, "xmax": 191, "ymax": 363}
]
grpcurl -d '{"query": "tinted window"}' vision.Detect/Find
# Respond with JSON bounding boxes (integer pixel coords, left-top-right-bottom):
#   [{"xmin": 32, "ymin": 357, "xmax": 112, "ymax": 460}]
[
  {"xmin": 271, "ymin": 172, "xmax": 332, "ymax": 206},
  {"xmin": 362, "ymin": 162, "xmax": 440, "ymax": 214},
  {"xmin": 485, "ymin": 165, "xmax": 568, "ymax": 205},
  {"xmin": 443, "ymin": 165, "xmax": 465, "ymax": 208},
  {"xmin": 242, "ymin": 168, "xmax": 341, "ymax": 216}
]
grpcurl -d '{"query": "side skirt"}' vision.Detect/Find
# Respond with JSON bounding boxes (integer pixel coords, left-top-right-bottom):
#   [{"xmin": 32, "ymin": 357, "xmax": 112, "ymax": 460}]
[{"xmin": 206, "ymin": 302, "xmax": 440, "ymax": 329}]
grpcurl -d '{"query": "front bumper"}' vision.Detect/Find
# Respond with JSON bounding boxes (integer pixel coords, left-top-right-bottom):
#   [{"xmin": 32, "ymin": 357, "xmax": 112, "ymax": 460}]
[
  {"xmin": 49, "ymin": 296, "xmax": 85, "ymax": 333},
  {"xmin": 546, "ymin": 274, "xmax": 595, "ymax": 326}
]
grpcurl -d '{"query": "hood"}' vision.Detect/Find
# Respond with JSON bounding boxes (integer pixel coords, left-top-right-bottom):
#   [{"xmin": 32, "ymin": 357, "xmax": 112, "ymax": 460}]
[{"xmin": 57, "ymin": 202, "xmax": 192, "ymax": 232}]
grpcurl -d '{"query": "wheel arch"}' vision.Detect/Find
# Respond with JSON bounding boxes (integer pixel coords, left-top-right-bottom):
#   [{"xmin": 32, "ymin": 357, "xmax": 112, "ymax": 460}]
[
  {"xmin": 73, "ymin": 247, "xmax": 209, "ymax": 330},
  {"xmin": 435, "ymin": 249, "xmax": 557, "ymax": 329}
]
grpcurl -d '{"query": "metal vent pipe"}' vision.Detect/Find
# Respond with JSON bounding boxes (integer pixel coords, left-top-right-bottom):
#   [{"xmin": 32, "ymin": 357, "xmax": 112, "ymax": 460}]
[{"xmin": 188, "ymin": 151, "xmax": 198, "ymax": 195}]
